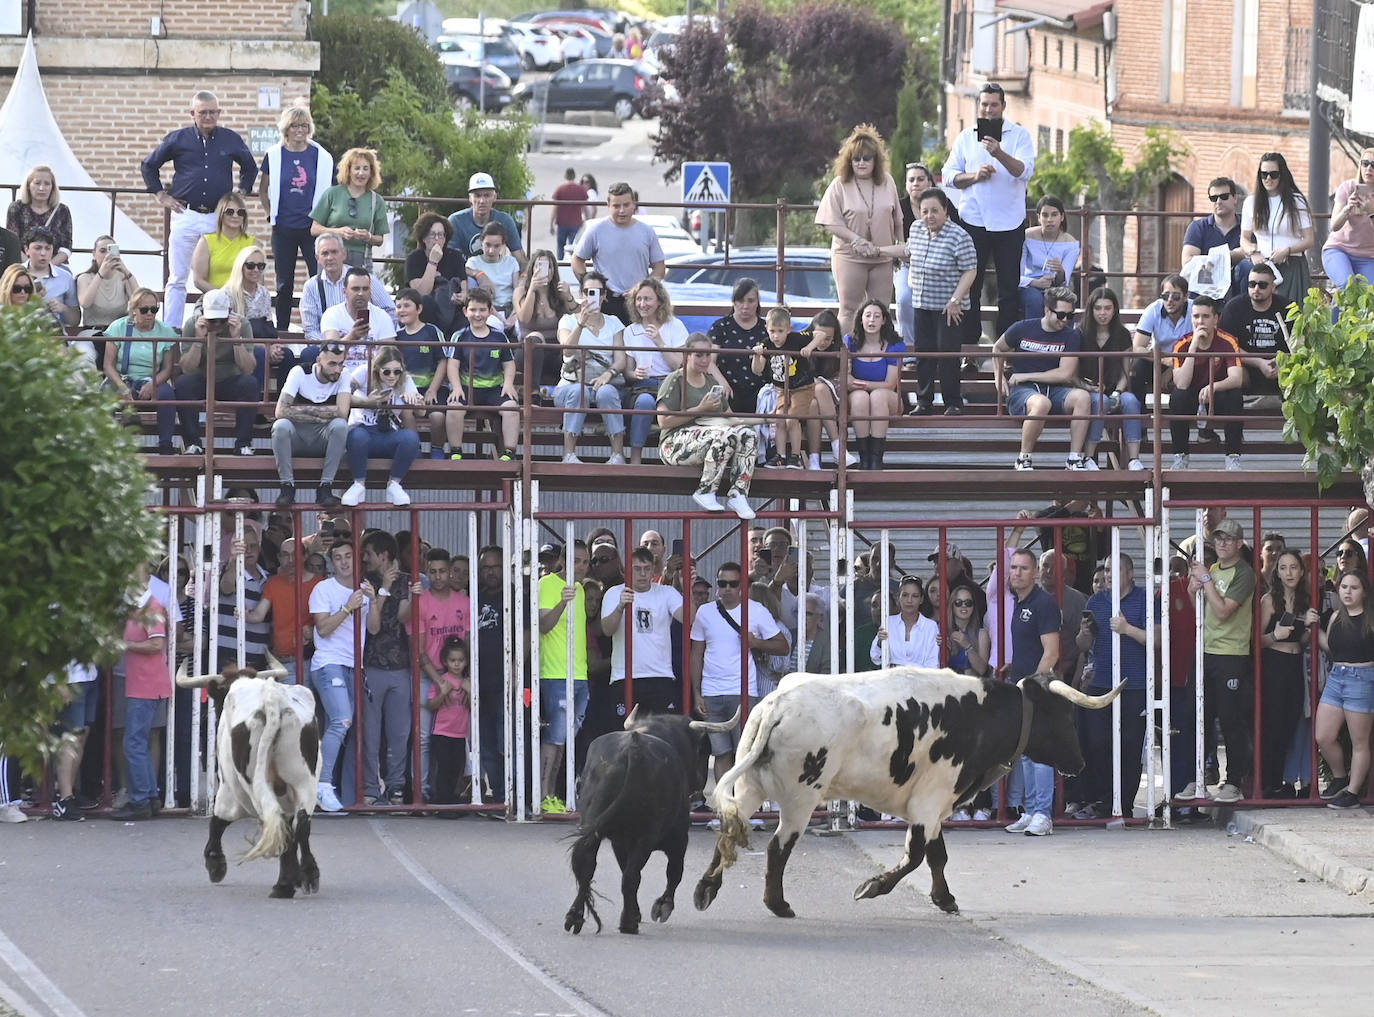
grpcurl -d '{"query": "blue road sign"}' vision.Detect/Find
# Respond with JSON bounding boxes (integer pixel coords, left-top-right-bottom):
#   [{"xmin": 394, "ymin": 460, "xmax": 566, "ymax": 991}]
[{"xmin": 682, "ymin": 161, "xmax": 731, "ymax": 205}]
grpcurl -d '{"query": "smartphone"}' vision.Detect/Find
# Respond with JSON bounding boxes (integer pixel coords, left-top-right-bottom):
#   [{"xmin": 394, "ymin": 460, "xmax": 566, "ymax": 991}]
[
  {"xmin": 1358, "ymin": 183, "xmax": 1371, "ymax": 202},
  {"xmin": 1278, "ymin": 611, "xmax": 1295, "ymax": 628},
  {"xmin": 671, "ymin": 538, "xmax": 684, "ymax": 558},
  {"xmin": 975, "ymin": 117, "xmax": 1003, "ymax": 143},
  {"xmin": 320, "ymin": 519, "xmax": 335, "ymax": 537},
  {"xmin": 584, "ymin": 286, "xmax": 603, "ymax": 308},
  {"xmin": 709, "ymin": 384, "xmax": 724, "ymax": 401},
  {"xmin": 106, "ymin": 243, "xmax": 120, "ymax": 257}
]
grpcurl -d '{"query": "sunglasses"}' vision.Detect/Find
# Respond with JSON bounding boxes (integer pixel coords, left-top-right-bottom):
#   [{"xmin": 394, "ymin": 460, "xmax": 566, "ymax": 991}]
[
  {"xmin": 1208, "ymin": 192, "xmax": 1232, "ymax": 202},
  {"xmin": 12, "ymin": 284, "xmax": 33, "ymax": 293},
  {"xmin": 136, "ymin": 305, "xmax": 158, "ymax": 314},
  {"xmin": 1259, "ymin": 170, "xmax": 1281, "ymax": 180},
  {"xmin": 980, "ymin": 83, "xmax": 1005, "ymax": 94},
  {"xmin": 716, "ymin": 579, "xmax": 740, "ymax": 588},
  {"xmin": 243, "ymin": 261, "xmax": 266, "ymax": 271},
  {"xmin": 1363, "ymin": 160, "xmax": 1374, "ymax": 169},
  {"xmin": 347, "ymin": 197, "xmax": 359, "ymax": 217},
  {"xmin": 224, "ymin": 207, "xmax": 247, "ymax": 218},
  {"xmin": 1050, "ymin": 309, "xmax": 1073, "ymax": 320},
  {"xmin": 1247, "ymin": 280, "xmax": 1271, "ymax": 288},
  {"xmin": 852, "ymin": 153, "xmax": 875, "ymax": 162},
  {"xmin": 322, "ymin": 343, "xmax": 347, "ymax": 353},
  {"xmin": 952, "ymin": 599, "xmax": 975, "ymax": 608},
  {"xmin": 1162, "ymin": 291, "xmax": 1184, "ymax": 300},
  {"xmin": 378, "ymin": 367, "xmax": 403, "ymax": 376}
]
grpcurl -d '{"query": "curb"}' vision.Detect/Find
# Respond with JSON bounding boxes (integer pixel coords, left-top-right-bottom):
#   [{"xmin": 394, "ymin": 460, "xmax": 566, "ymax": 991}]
[{"xmin": 1229, "ymin": 809, "xmax": 1374, "ymax": 905}]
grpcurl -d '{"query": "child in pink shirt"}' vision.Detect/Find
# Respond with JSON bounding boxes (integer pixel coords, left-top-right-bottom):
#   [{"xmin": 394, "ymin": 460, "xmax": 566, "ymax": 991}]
[
  {"xmin": 425, "ymin": 636, "xmax": 473, "ymax": 806},
  {"xmin": 115, "ymin": 579, "xmax": 170, "ymax": 821}
]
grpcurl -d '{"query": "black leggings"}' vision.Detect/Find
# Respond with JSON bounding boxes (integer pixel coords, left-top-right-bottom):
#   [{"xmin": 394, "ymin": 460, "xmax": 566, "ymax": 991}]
[
  {"xmin": 1260, "ymin": 649, "xmax": 1304, "ymax": 790},
  {"xmin": 431, "ymin": 734, "xmax": 469, "ymax": 804}
]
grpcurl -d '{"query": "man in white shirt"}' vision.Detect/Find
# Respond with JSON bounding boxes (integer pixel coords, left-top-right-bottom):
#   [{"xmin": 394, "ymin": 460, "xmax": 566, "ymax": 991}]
[
  {"xmin": 942, "ymin": 82, "xmax": 1036, "ymax": 344},
  {"xmin": 300, "ymin": 234, "xmax": 396, "ymax": 346},
  {"xmin": 570, "ymin": 182, "xmax": 666, "ymax": 324},
  {"xmin": 689, "ymin": 561, "xmax": 789, "ymax": 779},
  {"xmin": 320, "ymin": 266, "xmax": 398, "ymax": 376},
  {"xmin": 271, "ymin": 344, "xmax": 351, "ymax": 509},
  {"xmin": 308, "ymin": 540, "xmax": 374, "ymax": 812},
  {"xmin": 602, "ymin": 547, "xmax": 684, "ymax": 716}
]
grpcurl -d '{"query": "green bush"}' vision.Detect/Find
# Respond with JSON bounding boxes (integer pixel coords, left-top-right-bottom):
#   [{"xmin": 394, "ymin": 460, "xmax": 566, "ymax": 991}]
[
  {"xmin": 313, "ymin": 13, "xmax": 449, "ymax": 115},
  {"xmin": 0, "ymin": 306, "xmax": 162, "ymax": 772}
]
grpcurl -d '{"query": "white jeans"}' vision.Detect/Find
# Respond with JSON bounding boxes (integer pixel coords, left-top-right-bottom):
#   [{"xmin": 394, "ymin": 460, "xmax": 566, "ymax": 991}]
[{"xmin": 165, "ymin": 209, "xmax": 217, "ymax": 329}]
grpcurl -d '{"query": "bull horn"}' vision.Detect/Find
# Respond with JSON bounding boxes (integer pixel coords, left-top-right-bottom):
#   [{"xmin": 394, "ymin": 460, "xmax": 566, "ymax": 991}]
[
  {"xmin": 175, "ymin": 660, "xmax": 220, "ymax": 689},
  {"xmin": 1047, "ymin": 679, "xmax": 1126, "ymax": 709},
  {"xmin": 690, "ymin": 706, "xmax": 741, "ymax": 734},
  {"xmin": 624, "ymin": 703, "xmax": 642, "ymax": 730},
  {"xmin": 254, "ymin": 651, "xmax": 288, "ymax": 682}
]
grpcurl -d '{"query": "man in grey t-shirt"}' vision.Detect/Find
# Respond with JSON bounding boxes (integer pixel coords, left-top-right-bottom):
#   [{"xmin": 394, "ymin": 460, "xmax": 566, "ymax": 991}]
[{"xmin": 570, "ymin": 181, "xmax": 665, "ymax": 324}]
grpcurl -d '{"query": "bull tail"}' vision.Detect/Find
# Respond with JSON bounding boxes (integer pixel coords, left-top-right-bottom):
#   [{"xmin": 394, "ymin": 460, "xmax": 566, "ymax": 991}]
[
  {"xmin": 706, "ymin": 707, "xmax": 777, "ymax": 875},
  {"xmin": 241, "ymin": 688, "xmax": 289, "ymax": 863}
]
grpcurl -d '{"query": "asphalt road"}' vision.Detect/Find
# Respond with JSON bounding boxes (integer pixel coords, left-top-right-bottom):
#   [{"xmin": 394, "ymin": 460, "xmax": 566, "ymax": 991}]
[{"xmin": 2, "ymin": 814, "xmax": 1368, "ymax": 1017}]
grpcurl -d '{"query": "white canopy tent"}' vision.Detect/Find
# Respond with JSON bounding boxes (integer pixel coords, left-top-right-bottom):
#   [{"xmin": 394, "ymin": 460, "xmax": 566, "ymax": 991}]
[{"xmin": 0, "ymin": 33, "xmax": 163, "ymax": 290}]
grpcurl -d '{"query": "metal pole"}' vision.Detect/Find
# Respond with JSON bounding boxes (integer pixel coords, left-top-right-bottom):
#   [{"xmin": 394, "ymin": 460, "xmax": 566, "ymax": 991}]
[
  {"xmin": 880, "ymin": 529, "xmax": 891, "ymax": 670},
  {"xmin": 1143, "ymin": 488, "xmax": 1160, "ymax": 824},
  {"xmin": 163, "ymin": 510, "xmax": 178, "ymax": 813},
  {"xmin": 1192, "ymin": 508, "xmax": 1206, "ymax": 798},
  {"xmin": 190, "ymin": 476, "xmax": 207, "ymax": 812},
  {"xmin": 467, "ymin": 511, "xmax": 482, "ymax": 806},
  {"xmin": 206, "ymin": 476, "xmax": 224, "ymax": 804},
  {"xmin": 564, "ymin": 519, "xmax": 576, "ymax": 810},
  {"xmin": 512, "ymin": 480, "xmax": 527, "ymax": 820},
  {"xmin": 1109, "ymin": 525, "xmax": 1122, "ymax": 819}
]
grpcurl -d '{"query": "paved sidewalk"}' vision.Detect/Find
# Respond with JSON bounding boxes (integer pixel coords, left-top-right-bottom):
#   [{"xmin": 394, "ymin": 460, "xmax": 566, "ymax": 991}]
[{"xmin": 1227, "ymin": 803, "xmax": 1374, "ymax": 904}]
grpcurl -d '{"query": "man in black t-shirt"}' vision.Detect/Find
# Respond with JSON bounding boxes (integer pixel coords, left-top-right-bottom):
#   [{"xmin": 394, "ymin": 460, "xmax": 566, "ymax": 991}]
[{"xmin": 1218, "ymin": 262, "xmax": 1287, "ymax": 399}]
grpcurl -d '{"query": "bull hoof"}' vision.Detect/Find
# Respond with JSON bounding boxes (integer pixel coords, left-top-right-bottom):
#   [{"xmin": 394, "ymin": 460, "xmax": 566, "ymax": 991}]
[
  {"xmin": 651, "ymin": 898, "xmax": 674, "ymax": 923},
  {"xmin": 205, "ymin": 853, "xmax": 227, "ymax": 884},
  {"xmin": 932, "ymin": 894, "xmax": 959, "ymax": 914},
  {"xmin": 564, "ymin": 911, "xmax": 584, "ymax": 935},
  {"xmin": 618, "ymin": 921, "xmax": 640, "ymax": 935},
  {"xmin": 693, "ymin": 878, "xmax": 719, "ymax": 911},
  {"xmin": 854, "ymin": 876, "xmax": 887, "ymax": 900},
  {"xmin": 300, "ymin": 868, "xmax": 320, "ymax": 895},
  {"xmin": 764, "ymin": 898, "xmax": 795, "ymax": 918},
  {"xmin": 269, "ymin": 883, "xmax": 296, "ymax": 899}
]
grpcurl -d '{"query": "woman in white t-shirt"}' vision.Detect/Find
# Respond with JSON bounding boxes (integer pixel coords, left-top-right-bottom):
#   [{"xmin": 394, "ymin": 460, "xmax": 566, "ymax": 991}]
[
  {"xmin": 555, "ymin": 270, "xmax": 628, "ymax": 464},
  {"xmin": 622, "ymin": 277, "xmax": 688, "ymax": 464},
  {"xmin": 1239, "ymin": 152, "xmax": 1315, "ymax": 308},
  {"xmin": 342, "ymin": 345, "xmax": 423, "ymax": 508}
]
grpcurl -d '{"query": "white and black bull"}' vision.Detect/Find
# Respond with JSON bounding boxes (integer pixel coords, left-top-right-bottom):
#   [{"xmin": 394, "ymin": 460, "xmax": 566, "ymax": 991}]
[
  {"xmin": 693, "ymin": 667, "xmax": 1123, "ymax": 918},
  {"xmin": 564, "ymin": 706, "xmax": 738, "ymax": 935},
  {"xmin": 177, "ymin": 655, "xmax": 323, "ymax": 898}
]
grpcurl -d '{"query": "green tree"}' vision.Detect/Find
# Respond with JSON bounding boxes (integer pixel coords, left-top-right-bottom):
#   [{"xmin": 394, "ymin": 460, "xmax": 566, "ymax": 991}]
[
  {"xmin": 1029, "ymin": 121, "xmax": 1187, "ymax": 282},
  {"xmin": 1279, "ymin": 279, "xmax": 1374, "ymax": 499},
  {"xmin": 0, "ymin": 306, "xmax": 162, "ymax": 772}
]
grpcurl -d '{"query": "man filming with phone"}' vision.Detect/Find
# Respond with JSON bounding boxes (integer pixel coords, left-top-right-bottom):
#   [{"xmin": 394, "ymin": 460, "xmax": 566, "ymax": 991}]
[
  {"xmin": 942, "ymin": 82, "xmax": 1036, "ymax": 346},
  {"xmin": 320, "ymin": 266, "xmax": 397, "ymax": 376}
]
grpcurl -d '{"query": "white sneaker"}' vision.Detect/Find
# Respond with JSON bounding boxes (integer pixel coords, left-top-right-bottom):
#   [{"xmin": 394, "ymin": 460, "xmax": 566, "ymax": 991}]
[
  {"xmin": 1170, "ymin": 453, "xmax": 1190, "ymax": 470},
  {"xmin": 1024, "ymin": 812, "xmax": 1053, "ymax": 836},
  {"xmin": 341, "ymin": 481, "xmax": 366, "ymax": 506},
  {"xmin": 605, "ymin": 453, "xmax": 626, "ymax": 465},
  {"xmin": 385, "ymin": 480, "xmax": 410, "ymax": 506},
  {"xmin": 1067, "ymin": 454, "xmax": 1090, "ymax": 471},
  {"xmin": 1014, "ymin": 454, "xmax": 1033, "ymax": 471},
  {"xmin": 691, "ymin": 490, "xmax": 724, "ymax": 512},
  {"xmin": 1004, "ymin": 812, "xmax": 1033, "ymax": 833},
  {"xmin": 561, "ymin": 453, "xmax": 583, "ymax": 464},
  {"xmin": 1127, "ymin": 458, "xmax": 1146, "ymax": 471},
  {"xmin": 1225, "ymin": 454, "xmax": 1242, "ymax": 471},
  {"xmin": 949, "ymin": 809, "xmax": 972, "ymax": 822},
  {"xmin": 725, "ymin": 494, "xmax": 756, "ymax": 520},
  {"xmin": 0, "ymin": 803, "xmax": 28, "ymax": 823},
  {"xmin": 972, "ymin": 808, "xmax": 992, "ymax": 821},
  {"xmin": 1213, "ymin": 782, "xmax": 1243, "ymax": 803},
  {"xmin": 1072, "ymin": 455, "xmax": 1099, "ymax": 470},
  {"xmin": 833, "ymin": 440, "xmax": 860, "ymax": 467},
  {"xmin": 316, "ymin": 784, "xmax": 344, "ymax": 813},
  {"xmin": 807, "ymin": 453, "xmax": 821, "ymax": 471}
]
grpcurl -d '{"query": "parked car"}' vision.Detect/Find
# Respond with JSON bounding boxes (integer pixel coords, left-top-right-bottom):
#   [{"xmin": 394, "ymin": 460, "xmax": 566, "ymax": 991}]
[
  {"xmin": 661, "ymin": 247, "xmax": 836, "ymax": 332},
  {"xmin": 504, "ymin": 21, "xmax": 563, "ymax": 70},
  {"xmin": 513, "ymin": 59, "xmax": 662, "ymax": 121},
  {"xmin": 540, "ymin": 20, "xmax": 614, "ymax": 58},
  {"xmin": 513, "ymin": 9, "xmax": 621, "ymax": 33},
  {"xmin": 435, "ymin": 33, "xmax": 523, "ymax": 84},
  {"xmin": 571, "ymin": 213, "xmax": 699, "ymax": 259},
  {"xmin": 440, "ymin": 57, "xmax": 514, "ymax": 114}
]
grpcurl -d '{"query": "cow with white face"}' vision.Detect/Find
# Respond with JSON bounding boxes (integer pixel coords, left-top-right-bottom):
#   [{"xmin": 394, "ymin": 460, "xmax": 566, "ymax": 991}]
[
  {"xmin": 177, "ymin": 655, "xmax": 323, "ymax": 898},
  {"xmin": 693, "ymin": 666, "xmax": 1122, "ymax": 918}
]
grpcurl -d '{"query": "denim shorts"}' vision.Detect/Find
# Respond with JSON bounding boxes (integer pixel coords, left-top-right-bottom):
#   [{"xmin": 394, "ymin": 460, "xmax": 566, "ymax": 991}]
[
  {"xmin": 540, "ymin": 679, "xmax": 589, "ymax": 746},
  {"xmin": 56, "ymin": 682, "xmax": 100, "ymax": 732},
  {"xmin": 1320, "ymin": 663, "xmax": 1374, "ymax": 714},
  {"xmin": 1007, "ymin": 382, "xmax": 1077, "ymax": 417}
]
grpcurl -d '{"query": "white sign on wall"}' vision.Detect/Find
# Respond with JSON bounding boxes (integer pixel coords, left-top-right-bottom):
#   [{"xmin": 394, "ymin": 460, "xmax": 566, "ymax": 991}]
[{"xmin": 1350, "ymin": 6, "xmax": 1374, "ymax": 135}]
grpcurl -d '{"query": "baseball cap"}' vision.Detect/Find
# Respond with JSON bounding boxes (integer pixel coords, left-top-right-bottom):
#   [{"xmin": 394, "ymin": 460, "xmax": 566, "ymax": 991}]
[
  {"xmin": 201, "ymin": 288, "xmax": 232, "ymax": 320},
  {"xmin": 468, "ymin": 172, "xmax": 497, "ymax": 192},
  {"xmin": 927, "ymin": 541, "xmax": 963, "ymax": 562},
  {"xmin": 1212, "ymin": 518, "xmax": 1244, "ymax": 540},
  {"xmin": 538, "ymin": 542, "xmax": 560, "ymax": 559}
]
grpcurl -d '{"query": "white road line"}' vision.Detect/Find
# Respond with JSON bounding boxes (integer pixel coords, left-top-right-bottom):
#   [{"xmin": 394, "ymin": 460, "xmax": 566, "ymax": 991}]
[
  {"xmin": 0, "ymin": 927, "xmax": 89, "ymax": 1017},
  {"xmin": 370, "ymin": 821, "xmax": 609, "ymax": 1017}
]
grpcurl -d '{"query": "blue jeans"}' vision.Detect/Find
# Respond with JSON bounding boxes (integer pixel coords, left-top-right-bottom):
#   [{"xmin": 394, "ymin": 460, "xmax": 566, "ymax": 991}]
[
  {"xmin": 311, "ymin": 663, "xmax": 356, "ymax": 799},
  {"xmin": 1018, "ymin": 756, "xmax": 1056, "ymax": 816},
  {"xmin": 1321, "ymin": 248, "xmax": 1374, "ymax": 290},
  {"xmin": 124, "ymin": 697, "xmax": 165, "ymax": 806},
  {"xmin": 555, "ymin": 380, "xmax": 625, "ymax": 436},
  {"xmin": 556, "ymin": 224, "xmax": 579, "ymax": 260},
  {"xmin": 272, "ymin": 225, "xmax": 319, "ymax": 331},
  {"xmin": 628, "ymin": 378, "xmax": 666, "ymax": 450},
  {"xmin": 1020, "ymin": 284, "xmax": 1047, "ymax": 321},
  {"xmin": 1088, "ymin": 390, "xmax": 1143, "ymax": 445},
  {"xmin": 346, "ymin": 423, "xmax": 420, "ymax": 482}
]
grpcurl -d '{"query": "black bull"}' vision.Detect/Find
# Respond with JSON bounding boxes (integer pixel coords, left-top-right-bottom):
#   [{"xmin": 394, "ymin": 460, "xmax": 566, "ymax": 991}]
[{"xmin": 564, "ymin": 707, "xmax": 736, "ymax": 935}]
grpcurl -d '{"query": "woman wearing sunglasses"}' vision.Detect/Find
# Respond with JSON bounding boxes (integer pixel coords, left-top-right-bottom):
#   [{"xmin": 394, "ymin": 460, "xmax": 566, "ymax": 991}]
[
  {"xmin": 101, "ymin": 288, "xmax": 181, "ymax": 452},
  {"xmin": 310, "ymin": 147, "xmax": 387, "ymax": 270},
  {"xmin": 1322, "ymin": 147, "xmax": 1374, "ymax": 292},
  {"xmin": 343, "ymin": 344, "xmax": 423, "ymax": 507},
  {"xmin": 75, "ymin": 234, "xmax": 139, "ymax": 331},
  {"xmin": 191, "ymin": 192, "xmax": 254, "ymax": 295},
  {"xmin": 1238, "ymin": 152, "xmax": 1314, "ymax": 308},
  {"xmin": 224, "ymin": 245, "xmax": 295, "ymax": 388},
  {"xmin": 944, "ymin": 580, "xmax": 991, "ymax": 678},
  {"xmin": 0, "ymin": 264, "xmax": 39, "ymax": 307}
]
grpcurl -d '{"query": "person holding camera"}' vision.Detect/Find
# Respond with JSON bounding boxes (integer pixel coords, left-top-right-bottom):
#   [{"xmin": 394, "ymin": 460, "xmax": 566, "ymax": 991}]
[
  {"xmin": 554, "ymin": 269, "xmax": 628, "ymax": 464},
  {"xmin": 172, "ymin": 288, "xmax": 261, "ymax": 456},
  {"xmin": 655, "ymin": 332, "xmax": 758, "ymax": 520},
  {"xmin": 341, "ymin": 344, "xmax": 422, "ymax": 507},
  {"xmin": 76, "ymin": 235, "xmax": 139, "ymax": 331}
]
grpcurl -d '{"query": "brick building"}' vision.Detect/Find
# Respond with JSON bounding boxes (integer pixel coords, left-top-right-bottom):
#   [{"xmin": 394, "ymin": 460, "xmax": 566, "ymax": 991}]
[
  {"xmin": 942, "ymin": 0, "xmax": 1357, "ymax": 302},
  {"xmin": 0, "ymin": 1, "xmax": 319, "ymax": 240}
]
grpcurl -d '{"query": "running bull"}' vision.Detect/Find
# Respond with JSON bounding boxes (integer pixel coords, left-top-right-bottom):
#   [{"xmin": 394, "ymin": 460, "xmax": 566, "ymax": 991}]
[
  {"xmin": 564, "ymin": 705, "xmax": 738, "ymax": 935},
  {"xmin": 693, "ymin": 667, "xmax": 1123, "ymax": 917},
  {"xmin": 177, "ymin": 654, "xmax": 323, "ymax": 898}
]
